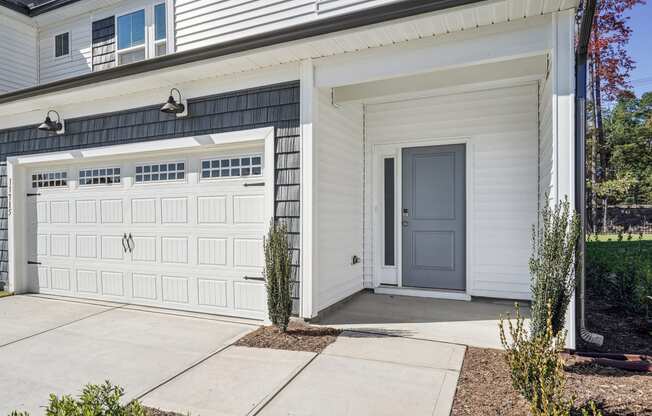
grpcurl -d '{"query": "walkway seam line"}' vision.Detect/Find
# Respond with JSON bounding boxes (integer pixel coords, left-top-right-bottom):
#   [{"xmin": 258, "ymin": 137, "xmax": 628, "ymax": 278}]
[
  {"xmin": 0, "ymin": 303, "xmax": 127, "ymax": 349},
  {"xmin": 248, "ymin": 352, "xmax": 320, "ymax": 416}
]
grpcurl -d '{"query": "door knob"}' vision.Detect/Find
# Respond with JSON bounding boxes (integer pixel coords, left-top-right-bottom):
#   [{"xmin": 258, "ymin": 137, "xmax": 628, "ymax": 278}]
[{"xmin": 402, "ymin": 220, "xmax": 409, "ymax": 227}]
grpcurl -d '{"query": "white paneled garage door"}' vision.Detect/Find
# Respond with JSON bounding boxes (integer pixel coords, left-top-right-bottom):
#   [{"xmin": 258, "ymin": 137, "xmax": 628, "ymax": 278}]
[{"xmin": 25, "ymin": 146, "xmax": 269, "ymax": 319}]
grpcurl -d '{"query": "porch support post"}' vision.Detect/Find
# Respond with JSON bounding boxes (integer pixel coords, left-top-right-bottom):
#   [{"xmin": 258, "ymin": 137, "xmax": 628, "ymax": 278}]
[
  {"xmin": 300, "ymin": 59, "xmax": 318, "ymax": 319},
  {"xmin": 7, "ymin": 159, "xmax": 27, "ymax": 293},
  {"xmin": 551, "ymin": 9, "xmax": 577, "ymax": 349}
]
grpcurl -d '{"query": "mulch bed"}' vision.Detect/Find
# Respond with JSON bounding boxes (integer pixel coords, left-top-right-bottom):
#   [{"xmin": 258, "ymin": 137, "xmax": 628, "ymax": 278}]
[
  {"xmin": 452, "ymin": 347, "xmax": 652, "ymax": 416},
  {"xmin": 579, "ymin": 291, "xmax": 652, "ymax": 356},
  {"xmin": 234, "ymin": 320, "xmax": 341, "ymax": 353},
  {"xmin": 145, "ymin": 408, "xmax": 183, "ymax": 416}
]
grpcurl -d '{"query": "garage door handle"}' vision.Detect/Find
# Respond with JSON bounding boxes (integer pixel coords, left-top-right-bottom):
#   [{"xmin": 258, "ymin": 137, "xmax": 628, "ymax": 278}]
[
  {"xmin": 243, "ymin": 275, "xmax": 265, "ymax": 281},
  {"xmin": 127, "ymin": 233, "xmax": 135, "ymax": 253},
  {"xmin": 243, "ymin": 182, "xmax": 265, "ymax": 187},
  {"xmin": 122, "ymin": 233, "xmax": 128, "ymax": 253}
]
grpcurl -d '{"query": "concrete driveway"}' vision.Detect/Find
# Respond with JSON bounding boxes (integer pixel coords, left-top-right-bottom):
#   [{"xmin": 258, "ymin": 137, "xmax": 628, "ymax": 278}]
[{"xmin": 0, "ymin": 295, "xmax": 256, "ymax": 415}]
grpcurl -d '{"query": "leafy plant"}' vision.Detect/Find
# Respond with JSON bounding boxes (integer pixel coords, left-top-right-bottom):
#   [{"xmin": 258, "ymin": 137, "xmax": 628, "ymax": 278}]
[
  {"xmin": 9, "ymin": 381, "xmax": 146, "ymax": 416},
  {"xmin": 499, "ymin": 305, "xmax": 602, "ymax": 416},
  {"xmin": 530, "ymin": 196, "xmax": 582, "ymax": 337},
  {"xmin": 264, "ymin": 220, "xmax": 293, "ymax": 332}
]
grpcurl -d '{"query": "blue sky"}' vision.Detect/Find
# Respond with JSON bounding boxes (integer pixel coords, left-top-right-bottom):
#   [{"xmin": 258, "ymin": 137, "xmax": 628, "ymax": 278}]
[{"xmin": 626, "ymin": 2, "xmax": 652, "ymax": 96}]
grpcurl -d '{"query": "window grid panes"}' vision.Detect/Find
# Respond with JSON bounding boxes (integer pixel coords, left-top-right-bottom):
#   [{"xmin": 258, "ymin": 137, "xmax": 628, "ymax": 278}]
[
  {"xmin": 55, "ymin": 32, "xmax": 69, "ymax": 57},
  {"xmin": 135, "ymin": 162, "xmax": 185, "ymax": 183},
  {"xmin": 79, "ymin": 167, "xmax": 121, "ymax": 186},
  {"xmin": 201, "ymin": 156, "xmax": 262, "ymax": 179},
  {"xmin": 117, "ymin": 9, "xmax": 145, "ymax": 50},
  {"xmin": 32, "ymin": 171, "xmax": 67, "ymax": 188}
]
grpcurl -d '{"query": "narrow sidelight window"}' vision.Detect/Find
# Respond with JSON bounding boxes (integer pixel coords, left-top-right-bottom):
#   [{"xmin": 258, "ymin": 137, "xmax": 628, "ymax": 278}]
[
  {"xmin": 384, "ymin": 158, "xmax": 395, "ymax": 266},
  {"xmin": 154, "ymin": 3, "xmax": 167, "ymax": 56},
  {"xmin": 55, "ymin": 32, "xmax": 69, "ymax": 57}
]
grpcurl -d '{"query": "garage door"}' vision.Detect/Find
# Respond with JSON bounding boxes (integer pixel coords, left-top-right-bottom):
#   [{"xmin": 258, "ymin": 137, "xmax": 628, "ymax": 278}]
[{"xmin": 25, "ymin": 147, "xmax": 269, "ymax": 319}]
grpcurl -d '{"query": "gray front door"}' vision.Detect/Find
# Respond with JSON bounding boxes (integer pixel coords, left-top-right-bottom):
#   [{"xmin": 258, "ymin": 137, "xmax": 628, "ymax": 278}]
[{"xmin": 402, "ymin": 144, "xmax": 465, "ymax": 290}]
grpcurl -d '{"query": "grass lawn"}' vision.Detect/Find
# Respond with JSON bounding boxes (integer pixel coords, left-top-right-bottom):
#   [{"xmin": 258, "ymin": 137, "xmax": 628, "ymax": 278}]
[
  {"xmin": 0, "ymin": 290, "xmax": 12, "ymax": 298},
  {"xmin": 588, "ymin": 233, "xmax": 652, "ymax": 241}
]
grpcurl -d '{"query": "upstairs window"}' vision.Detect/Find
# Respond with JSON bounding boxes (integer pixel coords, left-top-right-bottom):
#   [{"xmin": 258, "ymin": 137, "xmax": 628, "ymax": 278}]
[
  {"xmin": 154, "ymin": 3, "xmax": 167, "ymax": 57},
  {"xmin": 55, "ymin": 32, "xmax": 70, "ymax": 58},
  {"xmin": 117, "ymin": 9, "xmax": 145, "ymax": 65}
]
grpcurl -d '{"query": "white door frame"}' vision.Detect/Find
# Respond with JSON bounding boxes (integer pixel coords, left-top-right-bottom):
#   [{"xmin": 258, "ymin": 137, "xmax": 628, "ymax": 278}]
[
  {"xmin": 7, "ymin": 127, "xmax": 276, "ymax": 296},
  {"xmin": 371, "ymin": 136, "xmax": 473, "ymax": 300}
]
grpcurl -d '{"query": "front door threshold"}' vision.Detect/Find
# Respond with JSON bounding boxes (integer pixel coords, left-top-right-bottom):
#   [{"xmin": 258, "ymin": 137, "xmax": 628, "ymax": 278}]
[{"xmin": 375, "ymin": 285, "xmax": 471, "ymax": 301}]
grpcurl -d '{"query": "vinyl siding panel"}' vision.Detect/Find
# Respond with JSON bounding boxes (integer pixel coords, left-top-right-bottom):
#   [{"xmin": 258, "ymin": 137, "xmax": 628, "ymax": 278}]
[
  {"xmin": 314, "ymin": 88, "xmax": 364, "ymax": 311},
  {"xmin": 0, "ymin": 15, "xmax": 37, "ymax": 93},
  {"xmin": 174, "ymin": 0, "xmax": 402, "ymax": 51},
  {"xmin": 38, "ymin": 16, "xmax": 93, "ymax": 84},
  {"xmin": 364, "ymin": 84, "xmax": 539, "ymax": 300}
]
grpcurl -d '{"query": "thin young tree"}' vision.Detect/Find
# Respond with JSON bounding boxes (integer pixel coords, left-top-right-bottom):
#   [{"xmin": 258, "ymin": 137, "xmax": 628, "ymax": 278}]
[{"xmin": 264, "ymin": 220, "xmax": 293, "ymax": 332}]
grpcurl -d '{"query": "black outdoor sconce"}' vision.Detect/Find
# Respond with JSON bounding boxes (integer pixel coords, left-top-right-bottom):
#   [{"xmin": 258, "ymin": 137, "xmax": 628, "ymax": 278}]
[
  {"xmin": 160, "ymin": 88, "xmax": 188, "ymax": 117},
  {"xmin": 38, "ymin": 110, "xmax": 65, "ymax": 134}
]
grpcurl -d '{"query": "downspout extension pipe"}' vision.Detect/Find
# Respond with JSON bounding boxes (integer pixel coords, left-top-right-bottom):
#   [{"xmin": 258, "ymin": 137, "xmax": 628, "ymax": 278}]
[{"xmin": 575, "ymin": 0, "xmax": 603, "ymax": 347}]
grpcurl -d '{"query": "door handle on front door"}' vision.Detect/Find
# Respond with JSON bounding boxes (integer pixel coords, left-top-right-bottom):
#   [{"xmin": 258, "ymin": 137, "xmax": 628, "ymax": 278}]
[{"xmin": 402, "ymin": 220, "xmax": 409, "ymax": 227}]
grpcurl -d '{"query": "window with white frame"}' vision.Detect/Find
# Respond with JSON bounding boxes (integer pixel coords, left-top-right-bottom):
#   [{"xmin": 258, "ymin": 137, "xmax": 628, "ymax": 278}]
[
  {"xmin": 135, "ymin": 162, "xmax": 185, "ymax": 183},
  {"xmin": 201, "ymin": 156, "xmax": 262, "ymax": 179},
  {"xmin": 154, "ymin": 3, "xmax": 167, "ymax": 57},
  {"xmin": 32, "ymin": 171, "xmax": 67, "ymax": 188},
  {"xmin": 117, "ymin": 9, "xmax": 146, "ymax": 65},
  {"xmin": 79, "ymin": 167, "xmax": 121, "ymax": 185}
]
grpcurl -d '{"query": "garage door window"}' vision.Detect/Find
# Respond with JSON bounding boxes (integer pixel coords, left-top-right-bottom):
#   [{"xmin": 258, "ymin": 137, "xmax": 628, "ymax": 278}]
[
  {"xmin": 79, "ymin": 167, "xmax": 121, "ymax": 185},
  {"xmin": 201, "ymin": 156, "xmax": 262, "ymax": 179},
  {"xmin": 32, "ymin": 171, "xmax": 67, "ymax": 188},
  {"xmin": 135, "ymin": 162, "xmax": 185, "ymax": 183}
]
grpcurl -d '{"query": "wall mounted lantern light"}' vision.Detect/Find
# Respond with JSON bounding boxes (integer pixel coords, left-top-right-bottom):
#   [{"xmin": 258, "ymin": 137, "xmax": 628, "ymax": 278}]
[
  {"xmin": 160, "ymin": 88, "xmax": 188, "ymax": 117},
  {"xmin": 38, "ymin": 110, "xmax": 65, "ymax": 134}
]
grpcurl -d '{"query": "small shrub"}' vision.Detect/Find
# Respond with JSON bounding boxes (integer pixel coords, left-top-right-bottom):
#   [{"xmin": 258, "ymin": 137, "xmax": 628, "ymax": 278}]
[
  {"xmin": 530, "ymin": 196, "xmax": 581, "ymax": 337},
  {"xmin": 264, "ymin": 220, "xmax": 293, "ymax": 332},
  {"xmin": 500, "ymin": 305, "xmax": 602, "ymax": 416},
  {"xmin": 9, "ymin": 381, "xmax": 146, "ymax": 416}
]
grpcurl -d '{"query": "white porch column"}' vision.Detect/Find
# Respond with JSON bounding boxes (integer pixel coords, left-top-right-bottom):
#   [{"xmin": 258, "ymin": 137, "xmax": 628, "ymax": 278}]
[
  {"xmin": 300, "ymin": 59, "xmax": 318, "ymax": 318},
  {"xmin": 550, "ymin": 9, "xmax": 577, "ymax": 348}
]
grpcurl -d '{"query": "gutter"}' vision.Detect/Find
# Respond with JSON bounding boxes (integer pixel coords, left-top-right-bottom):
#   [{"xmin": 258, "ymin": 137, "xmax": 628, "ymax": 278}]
[
  {"xmin": 0, "ymin": 0, "xmax": 83, "ymax": 16},
  {"xmin": 575, "ymin": 0, "xmax": 603, "ymax": 347},
  {"xmin": 0, "ymin": 0, "xmax": 485, "ymax": 105}
]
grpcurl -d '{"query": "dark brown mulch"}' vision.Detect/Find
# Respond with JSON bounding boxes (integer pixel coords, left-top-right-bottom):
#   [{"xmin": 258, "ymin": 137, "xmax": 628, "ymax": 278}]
[
  {"xmin": 580, "ymin": 291, "xmax": 652, "ymax": 356},
  {"xmin": 452, "ymin": 347, "xmax": 652, "ymax": 416},
  {"xmin": 234, "ymin": 320, "xmax": 341, "ymax": 353}
]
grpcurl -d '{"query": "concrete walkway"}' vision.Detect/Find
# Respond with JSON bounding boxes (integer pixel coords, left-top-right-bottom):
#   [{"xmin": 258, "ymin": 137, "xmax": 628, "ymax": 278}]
[{"xmin": 1, "ymin": 294, "xmax": 466, "ymax": 416}]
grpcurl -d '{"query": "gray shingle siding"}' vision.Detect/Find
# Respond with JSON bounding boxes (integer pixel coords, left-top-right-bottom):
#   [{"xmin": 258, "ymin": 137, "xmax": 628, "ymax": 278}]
[{"xmin": 0, "ymin": 81, "xmax": 301, "ymax": 305}]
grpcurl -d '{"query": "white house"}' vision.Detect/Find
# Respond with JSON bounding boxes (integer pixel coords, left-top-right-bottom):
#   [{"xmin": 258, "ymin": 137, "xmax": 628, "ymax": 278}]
[{"xmin": 0, "ymin": 0, "xmax": 593, "ymax": 348}]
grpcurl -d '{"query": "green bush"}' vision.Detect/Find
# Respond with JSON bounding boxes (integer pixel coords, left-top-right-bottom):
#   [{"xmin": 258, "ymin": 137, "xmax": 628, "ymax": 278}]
[
  {"xmin": 264, "ymin": 220, "xmax": 293, "ymax": 332},
  {"xmin": 530, "ymin": 196, "xmax": 581, "ymax": 337},
  {"xmin": 586, "ymin": 235, "xmax": 652, "ymax": 313},
  {"xmin": 8, "ymin": 381, "xmax": 146, "ymax": 416},
  {"xmin": 499, "ymin": 305, "xmax": 602, "ymax": 416}
]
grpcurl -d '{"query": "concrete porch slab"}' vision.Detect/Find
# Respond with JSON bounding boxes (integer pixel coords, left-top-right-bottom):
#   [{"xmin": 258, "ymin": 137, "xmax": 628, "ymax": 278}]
[
  {"xmin": 0, "ymin": 298, "xmax": 255, "ymax": 415},
  {"xmin": 0, "ymin": 295, "xmax": 113, "ymax": 346},
  {"xmin": 142, "ymin": 346, "xmax": 315, "ymax": 415},
  {"xmin": 317, "ymin": 291, "xmax": 530, "ymax": 349}
]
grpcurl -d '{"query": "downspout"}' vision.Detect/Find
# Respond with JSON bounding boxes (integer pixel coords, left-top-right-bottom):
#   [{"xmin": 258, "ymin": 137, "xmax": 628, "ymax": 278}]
[{"xmin": 575, "ymin": 0, "xmax": 603, "ymax": 346}]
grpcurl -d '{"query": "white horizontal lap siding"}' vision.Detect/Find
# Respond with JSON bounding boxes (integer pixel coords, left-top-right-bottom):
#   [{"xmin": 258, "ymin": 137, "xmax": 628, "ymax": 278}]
[
  {"xmin": 0, "ymin": 16, "xmax": 37, "ymax": 93},
  {"xmin": 315, "ymin": 88, "xmax": 364, "ymax": 311},
  {"xmin": 365, "ymin": 84, "xmax": 539, "ymax": 300},
  {"xmin": 174, "ymin": 0, "xmax": 400, "ymax": 51},
  {"xmin": 38, "ymin": 16, "xmax": 92, "ymax": 84}
]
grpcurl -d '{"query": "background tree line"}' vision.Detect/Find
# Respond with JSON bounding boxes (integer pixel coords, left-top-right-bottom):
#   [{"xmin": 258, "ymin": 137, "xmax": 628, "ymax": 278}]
[{"xmin": 584, "ymin": 0, "xmax": 651, "ymax": 233}]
